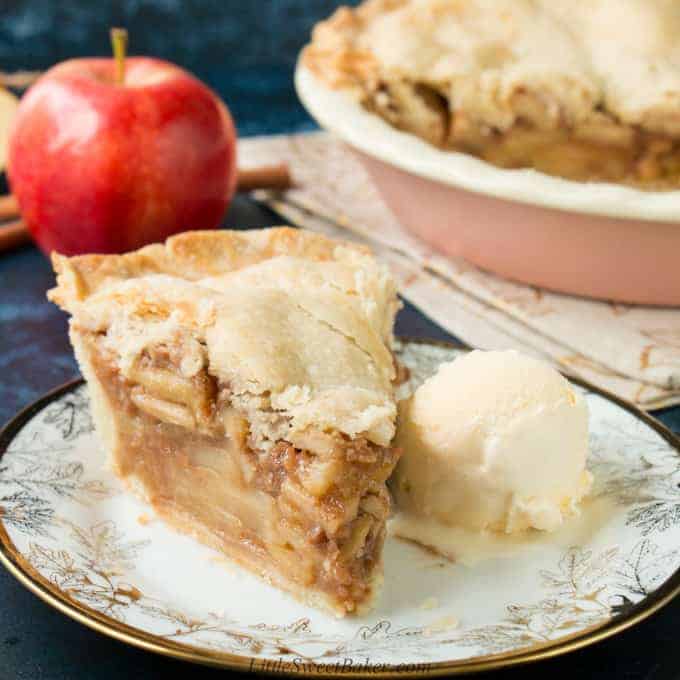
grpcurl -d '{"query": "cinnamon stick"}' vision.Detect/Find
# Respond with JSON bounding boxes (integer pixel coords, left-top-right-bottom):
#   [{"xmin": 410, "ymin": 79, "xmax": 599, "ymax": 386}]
[
  {"xmin": 0, "ymin": 220, "xmax": 31, "ymax": 251},
  {"xmin": 0, "ymin": 194, "xmax": 18, "ymax": 220},
  {"xmin": 236, "ymin": 163, "xmax": 292, "ymax": 192}
]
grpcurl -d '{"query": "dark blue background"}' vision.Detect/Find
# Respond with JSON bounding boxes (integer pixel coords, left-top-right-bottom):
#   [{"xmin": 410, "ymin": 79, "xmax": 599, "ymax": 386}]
[
  {"xmin": 1, "ymin": 1, "xmax": 678, "ymax": 678},
  {"xmin": 1, "ymin": 0, "xmax": 358, "ymax": 137}
]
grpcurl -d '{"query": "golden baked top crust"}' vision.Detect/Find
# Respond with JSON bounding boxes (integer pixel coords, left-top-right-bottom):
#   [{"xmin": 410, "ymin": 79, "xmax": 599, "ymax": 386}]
[
  {"xmin": 304, "ymin": 0, "xmax": 680, "ymax": 138},
  {"xmin": 51, "ymin": 227, "xmax": 370, "ymax": 301},
  {"xmin": 49, "ymin": 228, "xmax": 400, "ymax": 447}
]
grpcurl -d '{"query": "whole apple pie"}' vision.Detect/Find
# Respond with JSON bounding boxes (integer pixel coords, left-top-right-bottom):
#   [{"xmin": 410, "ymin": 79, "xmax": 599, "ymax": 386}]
[
  {"xmin": 303, "ymin": 0, "xmax": 680, "ymax": 187},
  {"xmin": 48, "ymin": 228, "xmax": 401, "ymax": 616}
]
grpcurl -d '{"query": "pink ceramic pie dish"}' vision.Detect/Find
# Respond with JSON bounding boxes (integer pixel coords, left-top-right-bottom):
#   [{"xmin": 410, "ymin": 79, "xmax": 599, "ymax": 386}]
[{"xmin": 295, "ymin": 64, "xmax": 680, "ymax": 306}]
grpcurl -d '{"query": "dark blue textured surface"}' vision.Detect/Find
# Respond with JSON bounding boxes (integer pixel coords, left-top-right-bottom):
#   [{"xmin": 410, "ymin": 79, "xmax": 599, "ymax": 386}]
[
  {"xmin": 0, "ymin": 1, "xmax": 357, "ymax": 72},
  {"xmin": 1, "ymin": 0, "xmax": 354, "ymax": 138},
  {"xmin": 1, "ymin": 2, "xmax": 679, "ymax": 678}
]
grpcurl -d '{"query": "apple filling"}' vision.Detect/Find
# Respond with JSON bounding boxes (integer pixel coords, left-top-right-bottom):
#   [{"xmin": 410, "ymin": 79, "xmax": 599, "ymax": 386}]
[
  {"xmin": 362, "ymin": 79, "xmax": 680, "ymax": 186},
  {"xmin": 77, "ymin": 332, "xmax": 397, "ymax": 615}
]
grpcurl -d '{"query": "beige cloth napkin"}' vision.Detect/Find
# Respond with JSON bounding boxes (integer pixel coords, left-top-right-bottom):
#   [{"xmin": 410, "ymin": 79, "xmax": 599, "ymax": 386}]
[{"xmin": 238, "ymin": 132, "xmax": 680, "ymax": 410}]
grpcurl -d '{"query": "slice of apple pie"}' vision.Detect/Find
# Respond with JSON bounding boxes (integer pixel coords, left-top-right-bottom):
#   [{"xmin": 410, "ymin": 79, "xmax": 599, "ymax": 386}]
[{"xmin": 48, "ymin": 228, "xmax": 401, "ymax": 616}]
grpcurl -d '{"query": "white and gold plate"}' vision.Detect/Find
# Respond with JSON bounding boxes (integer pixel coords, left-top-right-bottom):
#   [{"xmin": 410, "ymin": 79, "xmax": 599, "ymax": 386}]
[{"xmin": 1, "ymin": 340, "xmax": 679, "ymax": 676}]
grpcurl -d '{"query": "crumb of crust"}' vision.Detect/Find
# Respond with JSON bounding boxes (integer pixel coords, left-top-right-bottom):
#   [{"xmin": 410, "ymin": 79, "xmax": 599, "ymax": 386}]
[
  {"xmin": 137, "ymin": 513, "xmax": 152, "ymax": 526},
  {"xmin": 424, "ymin": 616, "xmax": 459, "ymax": 636},
  {"xmin": 420, "ymin": 596, "xmax": 439, "ymax": 610}
]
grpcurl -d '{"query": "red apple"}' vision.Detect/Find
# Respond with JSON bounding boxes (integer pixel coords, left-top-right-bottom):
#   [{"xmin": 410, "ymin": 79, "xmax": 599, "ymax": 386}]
[{"xmin": 7, "ymin": 54, "xmax": 237, "ymax": 255}]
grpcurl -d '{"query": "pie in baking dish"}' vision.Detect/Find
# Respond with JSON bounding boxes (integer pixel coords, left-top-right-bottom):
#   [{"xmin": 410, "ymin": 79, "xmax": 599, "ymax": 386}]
[
  {"xmin": 303, "ymin": 0, "xmax": 680, "ymax": 187},
  {"xmin": 48, "ymin": 228, "xmax": 401, "ymax": 616}
]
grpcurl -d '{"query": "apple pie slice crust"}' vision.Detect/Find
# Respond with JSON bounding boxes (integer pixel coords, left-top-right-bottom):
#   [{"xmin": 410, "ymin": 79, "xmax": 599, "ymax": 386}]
[{"xmin": 49, "ymin": 228, "xmax": 401, "ymax": 616}]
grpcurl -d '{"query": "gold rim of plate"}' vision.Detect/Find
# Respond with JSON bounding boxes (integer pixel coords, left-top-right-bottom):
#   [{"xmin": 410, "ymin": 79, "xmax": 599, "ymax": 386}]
[{"xmin": 1, "ymin": 338, "xmax": 680, "ymax": 677}]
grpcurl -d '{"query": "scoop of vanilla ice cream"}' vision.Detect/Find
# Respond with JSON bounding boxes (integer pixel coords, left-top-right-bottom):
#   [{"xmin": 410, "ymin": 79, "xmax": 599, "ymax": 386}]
[{"xmin": 392, "ymin": 350, "xmax": 592, "ymax": 533}]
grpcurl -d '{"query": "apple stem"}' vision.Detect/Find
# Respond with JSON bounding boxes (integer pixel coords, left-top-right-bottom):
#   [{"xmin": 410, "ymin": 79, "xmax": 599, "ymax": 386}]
[{"xmin": 110, "ymin": 27, "xmax": 128, "ymax": 85}]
